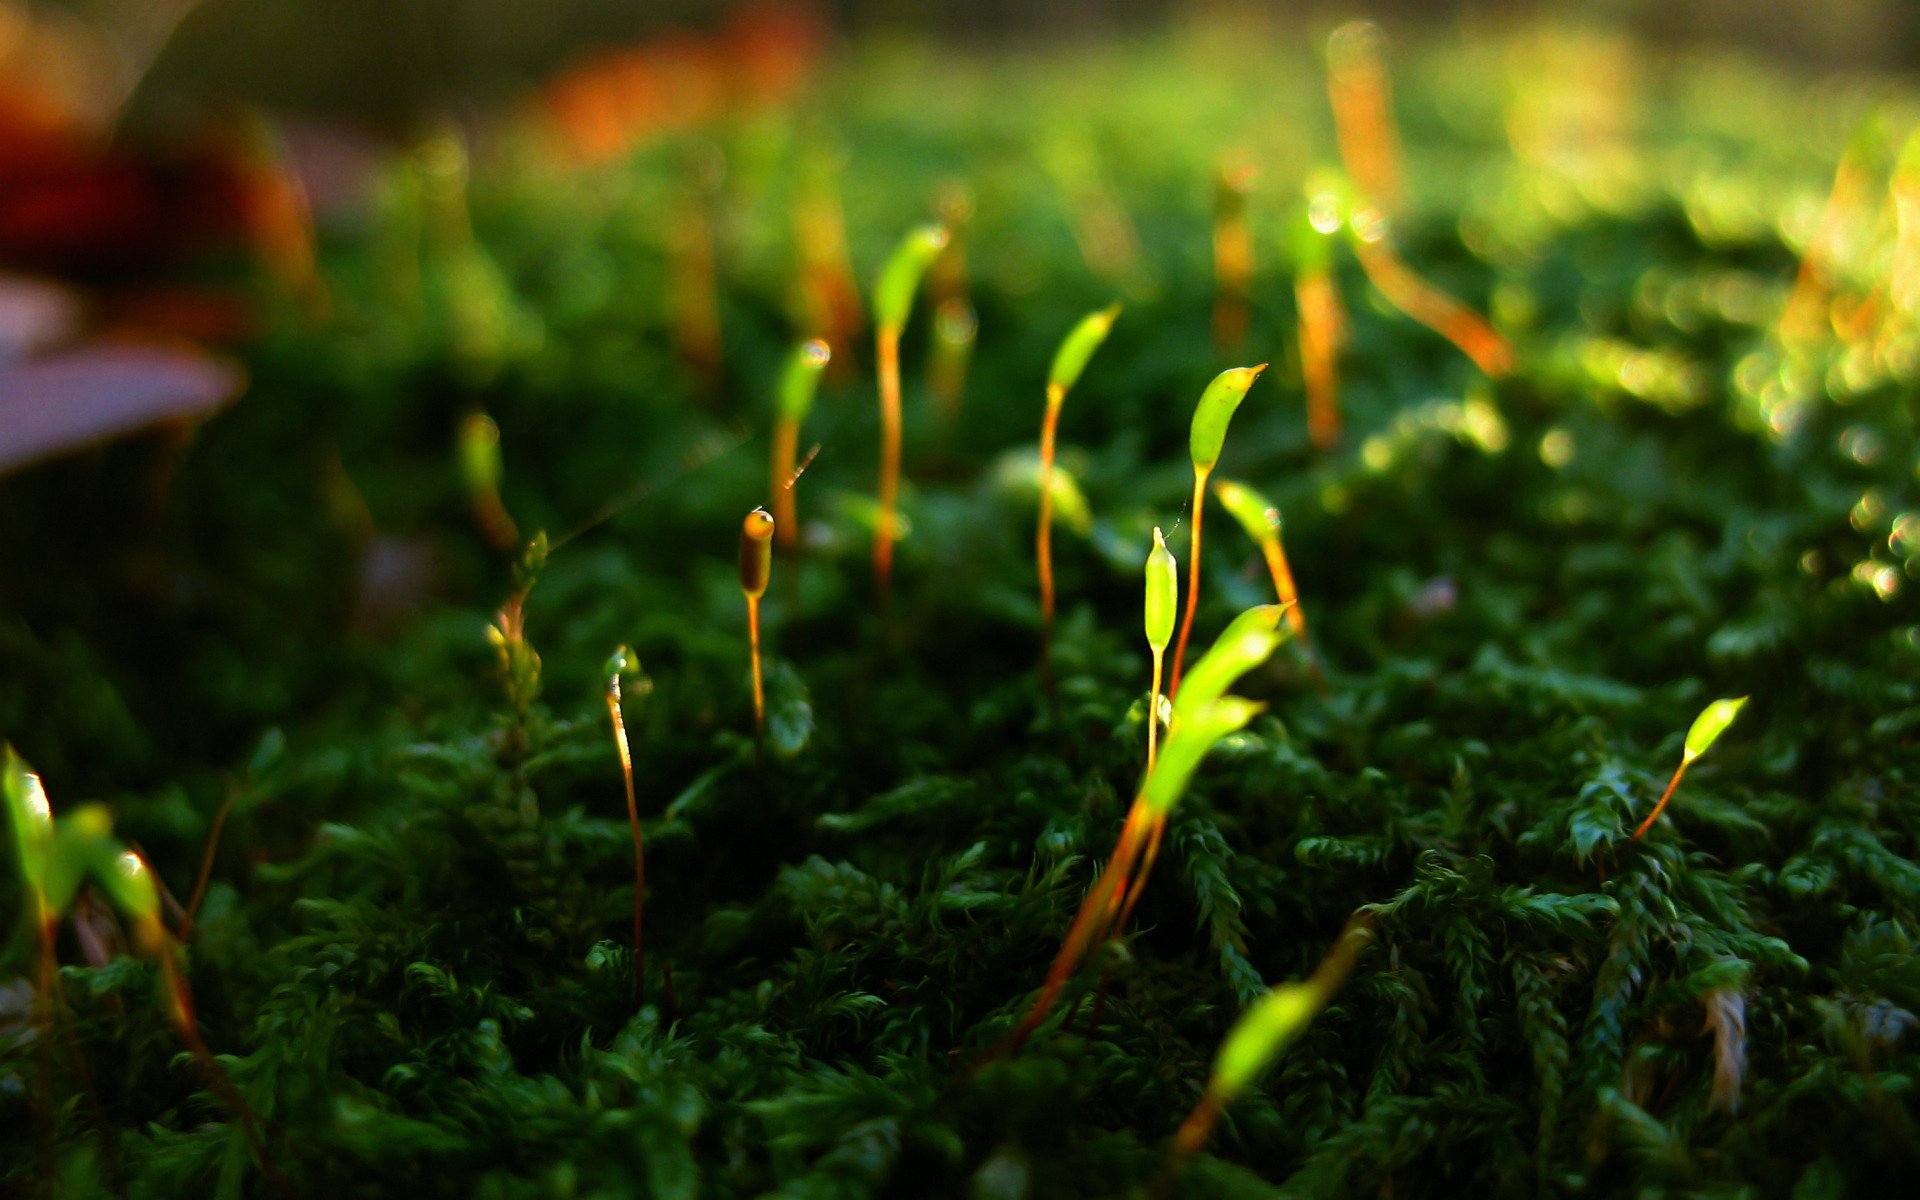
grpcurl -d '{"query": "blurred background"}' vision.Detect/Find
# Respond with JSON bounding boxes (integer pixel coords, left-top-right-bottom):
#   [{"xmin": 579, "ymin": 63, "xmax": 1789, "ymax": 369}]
[{"xmin": 25, "ymin": 0, "xmax": 1920, "ymax": 139}]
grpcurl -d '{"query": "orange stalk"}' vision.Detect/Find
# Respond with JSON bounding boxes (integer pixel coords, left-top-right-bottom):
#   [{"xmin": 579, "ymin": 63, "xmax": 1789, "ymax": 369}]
[
  {"xmin": 605, "ymin": 665, "xmax": 645, "ymax": 1000},
  {"xmin": 770, "ymin": 419, "xmax": 800, "ymax": 550},
  {"xmin": 1037, "ymin": 383, "xmax": 1065, "ymax": 700},
  {"xmin": 1167, "ymin": 468, "xmax": 1211, "ymax": 700},
  {"xmin": 874, "ymin": 326, "xmax": 903, "ymax": 598},
  {"xmin": 1353, "ymin": 237, "xmax": 1513, "ymax": 377},
  {"xmin": 1327, "ymin": 21, "xmax": 1406, "ymax": 217},
  {"xmin": 1297, "ymin": 267, "xmax": 1346, "ymax": 449},
  {"xmin": 1630, "ymin": 761, "xmax": 1688, "ymax": 843}
]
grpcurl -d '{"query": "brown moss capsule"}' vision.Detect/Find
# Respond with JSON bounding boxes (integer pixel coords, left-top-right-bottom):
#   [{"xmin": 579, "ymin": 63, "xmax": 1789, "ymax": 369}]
[{"xmin": 740, "ymin": 508, "xmax": 775, "ymax": 599}]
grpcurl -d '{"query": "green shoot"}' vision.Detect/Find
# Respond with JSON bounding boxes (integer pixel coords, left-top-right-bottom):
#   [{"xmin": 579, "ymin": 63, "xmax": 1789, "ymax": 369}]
[
  {"xmin": 1163, "ymin": 915, "xmax": 1376, "ymax": 1175},
  {"xmin": 741, "ymin": 508, "xmax": 776, "ymax": 748},
  {"xmin": 5, "ymin": 748, "xmax": 287, "ymax": 1191},
  {"xmin": 872, "ymin": 223, "xmax": 950, "ymax": 598},
  {"xmin": 1213, "ymin": 155, "xmax": 1255, "ymax": 350},
  {"xmin": 1631, "ymin": 696, "xmax": 1750, "ymax": 842},
  {"xmin": 459, "ymin": 411, "xmax": 519, "ymax": 551},
  {"xmin": 486, "ymin": 532, "xmax": 548, "ymax": 754},
  {"xmin": 1144, "ymin": 527, "xmax": 1177, "ymax": 770},
  {"xmin": 1213, "ymin": 477, "xmax": 1324, "ymax": 690},
  {"xmin": 604, "ymin": 646, "xmax": 646, "ymax": 1001},
  {"xmin": 1168, "ymin": 365, "xmax": 1267, "ymax": 699},
  {"xmin": 976, "ymin": 606, "xmax": 1286, "ymax": 1067},
  {"xmin": 771, "ymin": 339, "xmax": 832, "ymax": 551},
  {"xmin": 1038, "ymin": 303, "xmax": 1122, "ymax": 700}
]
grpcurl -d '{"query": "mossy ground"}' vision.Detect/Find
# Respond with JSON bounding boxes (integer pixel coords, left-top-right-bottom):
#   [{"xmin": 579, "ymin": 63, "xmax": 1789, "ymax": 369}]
[{"xmin": 4, "ymin": 20, "xmax": 1920, "ymax": 1199}]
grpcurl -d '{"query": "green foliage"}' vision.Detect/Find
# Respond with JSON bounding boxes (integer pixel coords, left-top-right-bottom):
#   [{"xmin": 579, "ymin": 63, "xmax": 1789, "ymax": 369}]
[{"xmin": 4, "ymin": 22, "xmax": 1920, "ymax": 1200}]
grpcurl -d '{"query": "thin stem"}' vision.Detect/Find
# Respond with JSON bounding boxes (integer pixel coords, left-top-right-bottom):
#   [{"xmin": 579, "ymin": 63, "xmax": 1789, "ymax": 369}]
[
  {"xmin": 179, "ymin": 786, "xmax": 238, "ymax": 939},
  {"xmin": 1147, "ymin": 650, "xmax": 1164, "ymax": 771},
  {"xmin": 154, "ymin": 934, "xmax": 295, "ymax": 1198},
  {"xmin": 1167, "ymin": 468, "xmax": 1210, "ymax": 700},
  {"xmin": 1631, "ymin": 759, "xmax": 1690, "ymax": 842},
  {"xmin": 748, "ymin": 594, "xmax": 766, "ymax": 753},
  {"xmin": 1258, "ymin": 539, "xmax": 1328, "ymax": 695},
  {"xmin": 1112, "ymin": 814, "xmax": 1166, "ymax": 936},
  {"xmin": 770, "ymin": 418, "xmax": 799, "ymax": 551},
  {"xmin": 1037, "ymin": 384, "xmax": 1064, "ymax": 709},
  {"xmin": 1353, "ymin": 240, "xmax": 1512, "ymax": 377},
  {"xmin": 874, "ymin": 324, "xmax": 903, "ymax": 600},
  {"xmin": 1297, "ymin": 270, "xmax": 1344, "ymax": 450},
  {"xmin": 34, "ymin": 912, "xmax": 55, "ymax": 1196},
  {"xmin": 607, "ymin": 682, "xmax": 645, "ymax": 1001}
]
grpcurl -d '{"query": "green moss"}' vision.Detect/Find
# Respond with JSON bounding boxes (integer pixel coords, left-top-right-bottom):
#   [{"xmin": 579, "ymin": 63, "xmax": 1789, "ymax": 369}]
[{"xmin": 3, "ymin": 21, "xmax": 1920, "ymax": 1200}]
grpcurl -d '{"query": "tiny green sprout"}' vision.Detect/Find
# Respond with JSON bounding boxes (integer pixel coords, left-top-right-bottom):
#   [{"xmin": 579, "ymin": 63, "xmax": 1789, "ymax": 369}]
[
  {"xmin": 1038, "ymin": 303, "xmax": 1122, "ymax": 705},
  {"xmin": 1212, "ymin": 478, "xmax": 1323, "ymax": 689},
  {"xmin": 1144, "ymin": 527, "xmax": 1178, "ymax": 770},
  {"xmin": 1632, "ymin": 695, "xmax": 1751, "ymax": 842},
  {"xmin": 1169, "ymin": 365, "xmax": 1267, "ymax": 700},
  {"xmin": 771, "ymin": 338, "xmax": 831, "ymax": 550},
  {"xmin": 741, "ymin": 509, "xmax": 776, "ymax": 748},
  {"xmin": 459, "ymin": 410, "xmax": 519, "ymax": 551},
  {"xmin": 1164, "ymin": 915, "xmax": 1376, "ymax": 1174},
  {"xmin": 604, "ymin": 645, "xmax": 647, "ymax": 1000},
  {"xmin": 872, "ymin": 223, "xmax": 950, "ymax": 598}
]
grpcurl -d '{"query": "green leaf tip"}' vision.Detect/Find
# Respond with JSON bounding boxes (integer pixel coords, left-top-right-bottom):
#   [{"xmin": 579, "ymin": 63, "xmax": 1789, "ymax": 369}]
[
  {"xmin": 1145, "ymin": 527, "xmax": 1177, "ymax": 652},
  {"xmin": 604, "ymin": 645, "xmax": 633, "ymax": 687},
  {"xmin": 873, "ymin": 223, "xmax": 950, "ymax": 332},
  {"xmin": 1189, "ymin": 365, "xmax": 1267, "ymax": 472},
  {"xmin": 1213, "ymin": 478, "xmax": 1281, "ymax": 545},
  {"xmin": 1683, "ymin": 695, "xmax": 1749, "ymax": 762},
  {"xmin": 4, "ymin": 744, "xmax": 52, "ymax": 896},
  {"xmin": 1173, "ymin": 604, "xmax": 1286, "ymax": 722},
  {"xmin": 777, "ymin": 338, "xmax": 832, "ymax": 422},
  {"xmin": 1047, "ymin": 303, "xmax": 1122, "ymax": 398},
  {"xmin": 1209, "ymin": 917, "xmax": 1374, "ymax": 1101},
  {"xmin": 1142, "ymin": 696, "xmax": 1264, "ymax": 816},
  {"xmin": 458, "ymin": 412, "xmax": 503, "ymax": 493}
]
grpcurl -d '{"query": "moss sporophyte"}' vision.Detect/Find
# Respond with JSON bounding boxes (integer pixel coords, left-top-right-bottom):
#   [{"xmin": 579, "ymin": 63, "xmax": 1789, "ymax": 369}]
[
  {"xmin": 770, "ymin": 339, "xmax": 832, "ymax": 553},
  {"xmin": 1212, "ymin": 477, "xmax": 1325, "ymax": 691},
  {"xmin": 1167, "ymin": 365, "xmax": 1267, "ymax": 700},
  {"xmin": 1631, "ymin": 696, "xmax": 1750, "ymax": 842},
  {"xmin": 1144, "ymin": 527, "xmax": 1177, "ymax": 771},
  {"xmin": 604, "ymin": 647, "xmax": 647, "ymax": 1001},
  {"xmin": 1037, "ymin": 303, "xmax": 1121, "ymax": 703},
  {"xmin": 4, "ymin": 747, "xmax": 289, "ymax": 1194},
  {"xmin": 1294, "ymin": 175, "xmax": 1349, "ymax": 450},
  {"xmin": 741, "ymin": 508, "xmax": 776, "ymax": 754},
  {"xmin": 972, "ymin": 606, "xmax": 1290, "ymax": 1070},
  {"xmin": 871, "ymin": 223, "xmax": 948, "ymax": 600}
]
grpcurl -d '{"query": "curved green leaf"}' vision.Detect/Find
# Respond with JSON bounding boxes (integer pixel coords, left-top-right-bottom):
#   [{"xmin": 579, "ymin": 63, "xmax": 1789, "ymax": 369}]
[
  {"xmin": 777, "ymin": 339, "xmax": 832, "ymax": 423},
  {"xmin": 872, "ymin": 224, "xmax": 949, "ymax": 332},
  {"xmin": 1683, "ymin": 696, "xmax": 1750, "ymax": 762},
  {"xmin": 1047, "ymin": 303, "xmax": 1121, "ymax": 397},
  {"xmin": 1189, "ymin": 365, "xmax": 1266, "ymax": 472}
]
